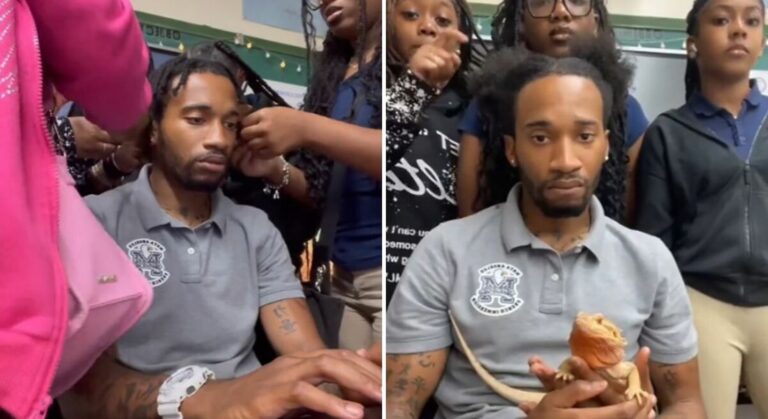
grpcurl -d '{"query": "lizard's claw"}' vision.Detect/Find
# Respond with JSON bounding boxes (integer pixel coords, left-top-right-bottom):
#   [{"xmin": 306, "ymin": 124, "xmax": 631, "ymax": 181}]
[
  {"xmin": 555, "ymin": 371, "xmax": 575, "ymax": 383},
  {"xmin": 625, "ymin": 387, "xmax": 648, "ymax": 405}
]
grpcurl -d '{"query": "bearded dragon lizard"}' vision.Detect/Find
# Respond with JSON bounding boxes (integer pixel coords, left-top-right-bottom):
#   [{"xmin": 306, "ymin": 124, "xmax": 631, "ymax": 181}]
[{"xmin": 449, "ymin": 312, "xmax": 647, "ymax": 405}]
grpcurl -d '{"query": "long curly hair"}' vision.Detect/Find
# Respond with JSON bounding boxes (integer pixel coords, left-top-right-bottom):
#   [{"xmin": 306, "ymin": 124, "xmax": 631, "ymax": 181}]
[
  {"xmin": 385, "ymin": 0, "xmax": 486, "ymax": 96},
  {"xmin": 295, "ymin": 0, "xmax": 382, "ymax": 205},
  {"xmin": 477, "ymin": 0, "xmax": 629, "ymax": 222},
  {"xmin": 684, "ymin": 0, "xmax": 765, "ymax": 101},
  {"xmin": 473, "ymin": 34, "xmax": 633, "ymax": 220}
]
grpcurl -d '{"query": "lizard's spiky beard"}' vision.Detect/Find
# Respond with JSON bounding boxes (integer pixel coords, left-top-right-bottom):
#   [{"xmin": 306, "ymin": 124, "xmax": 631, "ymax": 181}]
[{"xmin": 569, "ymin": 312, "xmax": 627, "ymax": 369}]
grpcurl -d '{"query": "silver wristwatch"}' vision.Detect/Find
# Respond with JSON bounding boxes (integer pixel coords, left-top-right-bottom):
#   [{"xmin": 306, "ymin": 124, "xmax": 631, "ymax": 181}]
[{"xmin": 157, "ymin": 365, "xmax": 215, "ymax": 419}]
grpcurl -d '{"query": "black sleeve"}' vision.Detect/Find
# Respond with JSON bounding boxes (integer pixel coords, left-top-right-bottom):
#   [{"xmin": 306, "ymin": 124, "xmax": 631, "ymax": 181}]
[
  {"xmin": 634, "ymin": 122, "xmax": 677, "ymax": 248},
  {"xmin": 386, "ymin": 71, "xmax": 437, "ymax": 169}
]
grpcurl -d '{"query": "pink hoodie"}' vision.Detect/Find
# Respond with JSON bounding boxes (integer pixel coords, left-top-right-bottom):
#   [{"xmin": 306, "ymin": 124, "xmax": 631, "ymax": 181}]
[{"xmin": 0, "ymin": 1, "xmax": 151, "ymax": 417}]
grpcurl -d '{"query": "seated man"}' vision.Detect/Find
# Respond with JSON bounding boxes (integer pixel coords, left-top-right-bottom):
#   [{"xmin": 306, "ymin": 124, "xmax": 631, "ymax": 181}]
[
  {"xmin": 59, "ymin": 55, "xmax": 380, "ymax": 419},
  {"xmin": 386, "ymin": 47, "xmax": 706, "ymax": 418}
]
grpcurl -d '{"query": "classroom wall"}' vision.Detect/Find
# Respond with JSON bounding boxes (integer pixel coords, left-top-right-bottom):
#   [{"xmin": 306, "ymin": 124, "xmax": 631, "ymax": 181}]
[
  {"xmin": 131, "ymin": 0, "xmax": 306, "ymax": 48},
  {"xmin": 468, "ymin": 0, "xmax": 696, "ymax": 19}
]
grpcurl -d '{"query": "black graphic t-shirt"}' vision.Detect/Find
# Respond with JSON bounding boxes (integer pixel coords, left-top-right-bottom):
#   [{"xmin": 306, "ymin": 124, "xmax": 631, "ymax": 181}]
[{"xmin": 386, "ymin": 72, "xmax": 467, "ymax": 303}]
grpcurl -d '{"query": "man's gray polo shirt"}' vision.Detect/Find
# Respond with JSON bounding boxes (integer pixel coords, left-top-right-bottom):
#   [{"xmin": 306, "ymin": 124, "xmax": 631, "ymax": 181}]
[
  {"xmin": 387, "ymin": 184, "xmax": 698, "ymax": 419},
  {"xmin": 86, "ymin": 165, "xmax": 304, "ymax": 379}
]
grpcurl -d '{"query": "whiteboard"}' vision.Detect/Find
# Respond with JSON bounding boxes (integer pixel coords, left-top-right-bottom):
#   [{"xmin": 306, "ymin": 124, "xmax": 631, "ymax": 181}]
[
  {"xmin": 623, "ymin": 47, "xmax": 768, "ymax": 123},
  {"xmin": 623, "ymin": 48, "xmax": 687, "ymax": 123}
]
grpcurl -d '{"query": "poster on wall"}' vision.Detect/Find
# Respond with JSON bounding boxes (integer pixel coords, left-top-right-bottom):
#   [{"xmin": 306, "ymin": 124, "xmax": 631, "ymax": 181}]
[{"xmin": 243, "ymin": 0, "xmax": 326, "ymax": 35}]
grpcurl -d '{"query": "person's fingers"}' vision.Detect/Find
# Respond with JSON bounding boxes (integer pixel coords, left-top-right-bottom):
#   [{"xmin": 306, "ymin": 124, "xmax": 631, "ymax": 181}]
[
  {"xmin": 528, "ymin": 358, "xmax": 558, "ymax": 391},
  {"xmin": 283, "ymin": 381, "xmax": 365, "ymax": 419},
  {"xmin": 423, "ymin": 53, "xmax": 446, "ymax": 69},
  {"xmin": 565, "ymin": 357, "xmax": 625, "ymax": 405},
  {"xmin": 295, "ymin": 350, "xmax": 381, "ymax": 386},
  {"xmin": 633, "ymin": 395, "xmax": 656, "ymax": 419},
  {"xmin": 546, "ymin": 380, "xmax": 607, "ymax": 408},
  {"xmin": 450, "ymin": 53, "xmax": 461, "ymax": 70},
  {"xmin": 255, "ymin": 147, "xmax": 280, "ymax": 160},
  {"xmin": 433, "ymin": 28, "xmax": 469, "ymax": 52},
  {"xmin": 240, "ymin": 124, "xmax": 269, "ymax": 142},
  {"xmin": 97, "ymin": 131, "xmax": 120, "ymax": 145},
  {"xmin": 338, "ymin": 350, "xmax": 382, "ymax": 382},
  {"xmin": 241, "ymin": 108, "xmax": 264, "ymax": 127},
  {"xmin": 97, "ymin": 143, "xmax": 117, "ymax": 158},
  {"xmin": 295, "ymin": 353, "xmax": 382, "ymax": 402},
  {"xmin": 572, "ymin": 395, "xmax": 656, "ymax": 419},
  {"xmin": 634, "ymin": 347, "xmax": 654, "ymax": 392}
]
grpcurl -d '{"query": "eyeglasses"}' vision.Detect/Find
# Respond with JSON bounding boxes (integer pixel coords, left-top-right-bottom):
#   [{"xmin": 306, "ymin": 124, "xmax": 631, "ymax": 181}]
[
  {"xmin": 525, "ymin": 0, "xmax": 593, "ymax": 19},
  {"xmin": 306, "ymin": 0, "xmax": 322, "ymax": 11}
]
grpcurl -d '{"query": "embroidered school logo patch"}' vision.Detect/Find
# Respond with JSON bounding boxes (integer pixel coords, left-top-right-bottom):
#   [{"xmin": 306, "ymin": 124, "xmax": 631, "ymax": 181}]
[
  {"xmin": 470, "ymin": 263, "xmax": 524, "ymax": 316},
  {"xmin": 126, "ymin": 238, "xmax": 170, "ymax": 287}
]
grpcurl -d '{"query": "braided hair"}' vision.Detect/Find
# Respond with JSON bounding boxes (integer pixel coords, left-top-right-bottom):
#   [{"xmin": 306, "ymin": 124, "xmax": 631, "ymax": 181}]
[
  {"xmin": 385, "ymin": 0, "xmax": 487, "ymax": 95},
  {"xmin": 148, "ymin": 55, "xmax": 244, "ymax": 124},
  {"xmin": 473, "ymin": 45, "xmax": 622, "ymax": 218},
  {"xmin": 296, "ymin": 0, "xmax": 382, "ymax": 205},
  {"xmin": 478, "ymin": 0, "xmax": 629, "ymax": 222}
]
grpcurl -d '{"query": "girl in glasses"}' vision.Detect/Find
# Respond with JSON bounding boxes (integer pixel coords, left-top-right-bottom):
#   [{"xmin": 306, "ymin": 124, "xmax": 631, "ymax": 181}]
[
  {"xmin": 456, "ymin": 0, "xmax": 649, "ymax": 224},
  {"xmin": 636, "ymin": 0, "xmax": 768, "ymax": 417},
  {"xmin": 235, "ymin": 0, "xmax": 383, "ymax": 354}
]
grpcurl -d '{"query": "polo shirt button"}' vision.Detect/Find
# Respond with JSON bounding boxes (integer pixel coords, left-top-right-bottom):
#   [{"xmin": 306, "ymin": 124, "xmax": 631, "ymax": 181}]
[
  {"xmin": 550, "ymin": 273, "xmax": 560, "ymax": 281},
  {"xmin": 187, "ymin": 247, "xmax": 196, "ymax": 255}
]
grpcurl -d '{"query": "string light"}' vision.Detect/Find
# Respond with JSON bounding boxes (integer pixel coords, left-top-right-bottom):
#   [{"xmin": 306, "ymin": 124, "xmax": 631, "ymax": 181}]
[
  {"xmin": 297, "ymin": 65, "xmax": 302, "ymax": 73},
  {"xmin": 246, "ymin": 41, "xmax": 253, "ymax": 49},
  {"xmin": 265, "ymin": 51, "xmax": 271, "ymax": 58},
  {"xmin": 280, "ymin": 60, "xmax": 286, "ymax": 70},
  {"xmin": 178, "ymin": 42, "xmax": 185, "ymax": 52}
]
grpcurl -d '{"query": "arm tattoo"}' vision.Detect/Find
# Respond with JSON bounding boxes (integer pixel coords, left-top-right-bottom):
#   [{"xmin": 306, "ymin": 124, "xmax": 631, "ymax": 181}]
[
  {"xmin": 280, "ymin": 318, "xmax": 297, "ymax": 334},
  {"xmin": 273, "ymin": 303, "xmax": 288, "ymax": 319},
  {"xmin": 388, "ymin": 353, "xmax": 442, "ymax": 419},
  {"xmin": 418, "ymin": 354, "xmax": 436, "ymax": 369},
  {"xmin": 662, "ymin": 367, "xmax": 679, "ymax": 394}
]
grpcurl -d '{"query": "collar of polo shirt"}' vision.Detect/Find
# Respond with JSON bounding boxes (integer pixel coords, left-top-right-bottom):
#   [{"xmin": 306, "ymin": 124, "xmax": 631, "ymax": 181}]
[
  {"xmin": 131, "ymin": 165, "xmax": 229, "ymax": 233},
  {"xmin": 500, "ymin": 184, "xmax": 608, "ymax": 260}
]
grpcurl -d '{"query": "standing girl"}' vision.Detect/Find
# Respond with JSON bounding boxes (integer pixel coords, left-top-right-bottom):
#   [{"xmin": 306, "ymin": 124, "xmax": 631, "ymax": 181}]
[
  {"xmin": 236, "ymin": 0, "xmax": 383, "ymax": 352},
  {"xmin": 385, "ymin": 0, "xmax": 477, "ymax": 303},
  {"xmin": 636, "ymin": 0, "xmax": 768, "ymax": 417}
]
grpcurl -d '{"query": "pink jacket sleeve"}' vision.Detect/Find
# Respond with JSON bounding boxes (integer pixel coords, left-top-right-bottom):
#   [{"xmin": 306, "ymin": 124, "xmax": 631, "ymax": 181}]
[{"xmin": 27, "ymin": 0, "xmax": 152, "ymax": 131}]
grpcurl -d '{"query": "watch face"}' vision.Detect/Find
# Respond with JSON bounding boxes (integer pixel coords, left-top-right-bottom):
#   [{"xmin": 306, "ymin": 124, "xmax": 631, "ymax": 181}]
[
  {"xmin": 170, "ymin": 367, "xmax": 195, "ymax": 385},
  {"xmin": 159, "ymin": 367, "xmax": 196, "ymax": 398}
]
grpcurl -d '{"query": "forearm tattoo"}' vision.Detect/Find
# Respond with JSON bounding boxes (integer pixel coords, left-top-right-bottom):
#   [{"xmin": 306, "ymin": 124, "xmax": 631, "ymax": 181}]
[{"xmin": 387, "ymin": 353, "xmax": 441, "ymax": 419}]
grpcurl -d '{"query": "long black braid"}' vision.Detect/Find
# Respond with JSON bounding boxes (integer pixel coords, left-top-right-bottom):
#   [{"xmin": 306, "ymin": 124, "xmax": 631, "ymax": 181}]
[
  {"xmin": 478, "ymin": 0, "xmax": 629, "ymax": 222},
  {"xmin": 684, "ymin": 0, "xmax": 711, "ymax": 101},
  {"xmin": 385, "ymin": 0, "xmax": 487, "ymax": 96},
  {"xmin": 296, "ymin": 0, "xmax": 382, "ymax": 205}
]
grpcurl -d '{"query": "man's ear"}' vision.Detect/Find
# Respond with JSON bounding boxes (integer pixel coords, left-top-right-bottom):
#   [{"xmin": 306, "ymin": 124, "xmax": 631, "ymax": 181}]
[{"xmin": 504, "ymin": 134, "xmax": 517, "ymax": 167}]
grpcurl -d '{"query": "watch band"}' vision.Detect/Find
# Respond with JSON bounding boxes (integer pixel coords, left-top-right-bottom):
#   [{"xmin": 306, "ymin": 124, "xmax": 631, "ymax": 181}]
[{"xmin": 157, "ymin": 366, "xmax": 215, "ymax": 419}]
